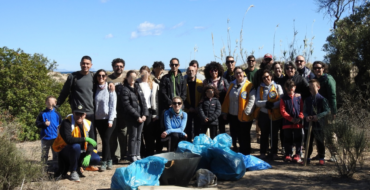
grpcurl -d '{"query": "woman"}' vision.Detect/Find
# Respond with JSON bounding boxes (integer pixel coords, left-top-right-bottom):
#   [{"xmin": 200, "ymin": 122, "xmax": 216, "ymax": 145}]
[
  {"xmin": 117, "ymin": 70, "xmax": 149, "ymax": 162},
  {"xmin": 198, "ymin": 85, "xmax": 221, "ymax": 139},
  {"xmin": 272, "ymin": 62, "xmax": 284, "ymax": 86},
  {"xmin": 93, "ymin": 69, "xmax": 117, "ymax": 171},
  {"xmin": 161, "ymin": 97, "xmax": 188, "ymax": 151},
  {"xmin": 221, "ymin": 67, "xmax": 255, "ymax": 155},
  {"xmin": 255, "ymin": 70, "xmax": 283, "ymax": 159},
  {"xmin": 137, "ymin": 66, "xmax": 159, "ymax": 156},
  {"xmin": 203, "ymin": 61, "xmax": 230, "ymax": 134}
]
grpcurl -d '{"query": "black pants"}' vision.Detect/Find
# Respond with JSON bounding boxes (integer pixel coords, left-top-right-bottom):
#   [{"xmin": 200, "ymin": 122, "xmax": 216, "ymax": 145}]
[
  {"xmin": 95, "ymin": 119, "xmax": 116, "ymax": 161},
  {"xmin": 185, "ymin": 112, "xmax": 201, "ymax": 142},
  {"xmin": 305, "ymin": 129, "xmax": 325, "ymax": 159},
  {"xmin": 218, "ymin": 115, "xmax": 226, "ymax": 134},
  {"xmin": 169, "ymin": 133, "xmax": 186, "ymax": 151},
  {"xmin": 141, "ymin": 112, "xmax": 155, "ymax": 157},
  {"xmin": 278, "ymin": 119, "xmax": 284, "ymax": 149},
  {"xmin": 127, "ymin": 118, "xmax": 144, "ymax": 156},
  {"xmin": 229, "ymin": 114, "xmax": 240, "ymax": 150},
  {"xmin": 154, "ymin": 119, "xmax": 163, "ymax": 153},
  {"xmin": 110, "ymin": 117, "xmax": 127, "ymax": 161},
  {"xmin": 85, "ymin": 113, "xmax": 96, "ymax": 142},
  {"xmin": 229, "ymin": 114, "xmax": 253, "ymax": 154},
  {"xmin": 283, "ymin": 128, "xmax": 302, "ymax": 156},
  {"xmin": 258, "ymin": 112, "xmax": 279, "ymax": 155},
  {"xmin": 200, "ymin": 124, "xmax": 217, "ymax": 139}
]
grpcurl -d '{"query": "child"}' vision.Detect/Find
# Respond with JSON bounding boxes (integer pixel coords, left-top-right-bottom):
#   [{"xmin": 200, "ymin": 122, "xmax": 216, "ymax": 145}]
[
  {"xmin": 198, "ymin": 85, "xmax": 221, "ymax": 139},
  {"xmin": 279, "ymin": 80, "xmax": 304, "ymax": 162},
  {"xmin": 303, "ymin": 79, "xmax": 330, "ymax": 165},
  {"xmin": 36, "ymin": 95, "xmax": 62, "ymax": 170}
]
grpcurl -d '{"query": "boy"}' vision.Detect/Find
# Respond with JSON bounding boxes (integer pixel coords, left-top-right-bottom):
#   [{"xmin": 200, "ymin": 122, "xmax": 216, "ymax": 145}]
[
  {"xmin": 280, "ymin": 80, "xmax": 304, "ymax": 162},
  {"xmin": 36, "ymin": 95, "xmax": 62, "ymax": 170},
  {"xmin": 303, "ymin": 79, "xmax": 330, "ymax": 165}
]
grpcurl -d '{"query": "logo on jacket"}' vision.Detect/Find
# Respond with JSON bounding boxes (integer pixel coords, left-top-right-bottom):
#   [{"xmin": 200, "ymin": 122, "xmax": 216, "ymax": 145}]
[
  {"xmin": 241, "ymin": 91, "xmax": 247, "ymax": 99},
  {"xmin": 269, "ymin": 91, "xmax": 277, "ymax": 99}
]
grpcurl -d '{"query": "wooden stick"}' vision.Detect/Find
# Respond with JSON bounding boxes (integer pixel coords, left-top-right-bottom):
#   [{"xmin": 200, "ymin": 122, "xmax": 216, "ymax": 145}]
[{"xmin": 304, "ymin": 121, "xmax": 313, "ymax": 166}]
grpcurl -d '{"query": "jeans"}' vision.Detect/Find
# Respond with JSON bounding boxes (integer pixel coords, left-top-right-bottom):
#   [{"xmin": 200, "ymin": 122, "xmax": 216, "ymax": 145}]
[
  {"xmin": 305, "ymin": 129, "xmax": 326, "ymax": 159},
  {"xmin": 229, "ymin": 114, "xmax": 253, "ymax": 155},
  {"xmin": 59, "ymin": 144, "xmax": 100, "ymax": 172},
  {"xmin": 95, "ymin": 119, "xmax": 116, "ymax": 161},
  {"xmin": 110, "ymin": 117, "xmax": 128, "ymax": 160},
  {"xmin": 141, "ymin": 112, "xmax": 155, "ymax": 156},
  {"xmin": 283, "ymin": 128, "xmax": 303, "ymax": 156},
  {"xmin": 127, "ymin": 118, "xmax": 144, "ymax": 156},
  {"xmin": 41, "ymin": 139, "xmax": 58, "ymax": 170},
  {"xmin": 258, "ymin": 112, "xmax": 280, "ymax": 155},
  {"xmin": 185, "ymin": 112, "xmax": 201, "ymax": 142}
]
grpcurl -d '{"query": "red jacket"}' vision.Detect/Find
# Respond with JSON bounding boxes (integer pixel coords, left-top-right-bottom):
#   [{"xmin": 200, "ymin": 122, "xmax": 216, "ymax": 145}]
[{"xmin": 280, "ymin": 93, "xmax": 304, "ymax": 129}]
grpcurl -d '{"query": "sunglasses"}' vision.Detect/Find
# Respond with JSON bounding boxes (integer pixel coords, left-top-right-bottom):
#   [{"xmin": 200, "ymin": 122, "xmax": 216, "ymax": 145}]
[
  {"xmin": 97, "ymin": 74, "xmax": 106, "ymax": 78},
  {"xmin": 313, "ymin": 67, "xmax": 323, "ymax": 70},
  {"xmin": 114, "ymin": 65, "xmax": 124, "ymax": 68},
  {"xmin": 172, "ymin": 102, "xmax": 182, "ymax": 106},
  {"xmin": 295, "ymin": 60, "xmax": 304, "ymax": 63},
  {"xmin": 264, "ymin": 58, "xmax": 272, "ymax": 61},
  {"xmin": 170, "ymin": 64, "xmax": 179, "ymax": 67},
  {"xmin": 210, "ymin": 69, "xmax": 218, "ymax": 73},
  {"xmin": 248, "ymin": 60, "xmax": 255, "ymax": 62},
  {"xmin": 262, "ymin": 76, "xmax": 270, "ymax": 80},
  {"xmin": 286, "ymin": 67, "xmax": 295, "ymax": 71},
  {"xmin": 226, "ymin": 61, "xmax": 235, "ymax": 64}
]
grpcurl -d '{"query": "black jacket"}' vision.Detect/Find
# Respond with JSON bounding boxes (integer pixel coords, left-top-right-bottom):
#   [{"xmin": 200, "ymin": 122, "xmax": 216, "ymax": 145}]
[
  {"xmin": 198, "ymin": 98, "xmax": 222, "ymax": 125},
  {"xmin": 204, "ymin": 77, "xmax": 229, "ymax": 104},
  {"xmin": 60, "ymin": 118, "xmax": 94, "ymax": 155},
  {"xmin": 160, "ymin": 70, "xmax": 187, "ymax": 110},
  {"xmin": 281, "ymin": 73, "xmax": 310, "ymax": 100},
  {"xmin": 118, "ymin": 83, "xmax": 149, "ymax": 120}
]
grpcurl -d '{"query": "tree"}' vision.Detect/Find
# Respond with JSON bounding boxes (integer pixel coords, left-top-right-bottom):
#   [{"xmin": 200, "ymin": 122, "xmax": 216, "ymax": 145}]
[
  {"xmin": 0, "ymin": 47, "xmax": 71, "ymax": 140},
  {"xmin": 323, "ymin": 2, "xmax": 370, "ymax": 93}
]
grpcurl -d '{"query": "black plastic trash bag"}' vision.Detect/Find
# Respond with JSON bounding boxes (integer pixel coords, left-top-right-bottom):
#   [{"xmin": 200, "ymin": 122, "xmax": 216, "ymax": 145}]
[{"xmin": 177, "ymin": 134, "xmax": 213, "ymax": 169}]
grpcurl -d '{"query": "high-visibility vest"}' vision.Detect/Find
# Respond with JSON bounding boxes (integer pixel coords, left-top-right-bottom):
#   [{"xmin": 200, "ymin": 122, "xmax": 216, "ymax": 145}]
[{"xmin": 254, "ymin": 83, "xmax": 282, "ymax": 121}]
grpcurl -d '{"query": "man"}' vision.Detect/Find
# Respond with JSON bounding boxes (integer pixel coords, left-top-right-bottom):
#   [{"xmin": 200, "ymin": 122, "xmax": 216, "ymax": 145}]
[
  {"xmin": 252, "ymin": 53, "xmax": 274, "ymax": 89},
  {"xmin": 184, "ymin": 60, "xmax": 205, "ymax": 81},
  {"xmin": 55, "ymin": 105, "xmax": 100, "ymax": 182},
  {"xmin": 107, "ymin": 58, "xmax": 127, "ymax": 163},
  {"xmin": 160, "ymin": 58, "xmax": 187, "ymax": 113},
  {"xmin": 57, "ymin": 56, "xmax": 115, "ymax": 144},
  {"xmin": 295, "ymin": 55, "xmax": 315, "ymax": 82},
  {"xmin": 223, "ymin": 56, "xmax": 236, "ymax": 83},
  {"xmin": 244, "ymin": 55, "xmax": 258, "ymax": 83},
  {"xmin": 184, "ymin": 66, "xmax": 203, "ymax": 141},
  {"xmin": 280, "ymin": 61, "xmax": 310, "ymax": 100},
  {"xmin": 151, "ymin": 61, "xmax": 165, "ymax": 84}
]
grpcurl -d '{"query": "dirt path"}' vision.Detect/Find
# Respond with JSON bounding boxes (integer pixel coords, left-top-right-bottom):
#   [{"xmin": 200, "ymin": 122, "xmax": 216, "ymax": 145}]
[{"xmin": 18, "ymin": 123, "xmax": 370, "ymax": 190}]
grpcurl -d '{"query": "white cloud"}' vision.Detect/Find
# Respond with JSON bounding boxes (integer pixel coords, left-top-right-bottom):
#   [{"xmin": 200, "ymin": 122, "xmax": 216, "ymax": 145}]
[
  {"xmin": 131, "ymin": 21, "xmax": 165, "ymax": 39},
  {"xmin": 172, "ymin": 22, "xmax": 185, "ymax": 29},
  {"xmin": 105, "ymin": 33, "xmax": 113, "ymax": 38}
]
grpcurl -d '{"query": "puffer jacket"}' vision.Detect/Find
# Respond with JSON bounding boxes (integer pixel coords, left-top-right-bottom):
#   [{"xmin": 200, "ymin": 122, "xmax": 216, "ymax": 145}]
[
  {"xmin": 198, "ymin": 97, "xmax": 221, "ymax": 125},
  {"xmin": 117, "ymin": 83, "xmax": 149, "ymax": 120},
  {"xmin": 280, "ymin": 73, "xmax": 310, "ymax": 100},
  {"xmin": 203, "ymin": 77, "xmax": 230, "ymax": 104}
]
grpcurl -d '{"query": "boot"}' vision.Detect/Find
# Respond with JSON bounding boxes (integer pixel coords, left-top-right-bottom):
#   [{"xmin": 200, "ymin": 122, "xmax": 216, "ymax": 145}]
[
  {"xmin": 107, "ymin": 160, "xmax": 113, "ymax": 170},
  {"xmin": 100, "ymin": 161, "xmax": 107, "ymax": 172}
]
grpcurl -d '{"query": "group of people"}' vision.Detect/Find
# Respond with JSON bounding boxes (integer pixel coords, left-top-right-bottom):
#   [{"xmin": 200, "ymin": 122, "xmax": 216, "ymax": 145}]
[{"xmin": 36, "ymin": 53, "xmax": 336, "ymax": 182}]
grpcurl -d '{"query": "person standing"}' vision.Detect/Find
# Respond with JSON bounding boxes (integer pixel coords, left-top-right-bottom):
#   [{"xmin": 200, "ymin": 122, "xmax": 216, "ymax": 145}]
[
  {"xmin": 280, "ymin": 61, "xmax": 310, "ymax": 100},
  {"xmin": 118, "ymin": 70, "xmax": 149, "ymax": 162},
  {"xmin": 184, "ymin": 66, "xmax": 203, "ymax": 141},
  {"xmin": 107, "ymin": 58, "xmax": 128, "ymax": 163},
  {"xmin": 137, "ymin": 66, "xmax": 159, "ymax": 156},
  {"xmin": 223, "ymin": 56, "xmax": 237, "ymax": 83},
  {"xmin": 244, "ymin": 55, "xmax": 258, "ymax": 83},
  {"xmin": 222, "ymin": 67, "xmax": 255, "ymax": 154},
  {"xmin": 184, "ymin": 60, "xmax": 205, "ymax": 81},
  {"xmin": 93, "ymin": 69, "xmax": 117, "ymax": 171},
  {"xmin": 203, "ymin": 62, "xmax": 230, "ymax": 134},
  {"xmin": 252, "ymin": 53, "xmax": 274, "ymax": 89},
  {"xmin": 295, "ymin": 55, "xmax": 315, "ymax": 82}
]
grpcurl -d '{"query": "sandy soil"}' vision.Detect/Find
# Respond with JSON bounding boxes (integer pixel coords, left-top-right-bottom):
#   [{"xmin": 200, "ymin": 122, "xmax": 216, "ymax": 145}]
[{"xmin": 18, "ymin": 123, "xmax": 370, "ymax": 190}]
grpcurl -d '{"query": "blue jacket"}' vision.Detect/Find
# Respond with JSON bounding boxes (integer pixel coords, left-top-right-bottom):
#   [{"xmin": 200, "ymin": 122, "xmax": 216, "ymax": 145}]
[
  {"xmin": 164, "ymin": 108, "xmax": 188, "ymax": 136},
  {"xmin": 303, "ymin": 93, "xmax": 330, "ymax": 130},
  {"xmin": 36, "ymin": 108, "xmax": 62, "ymax": 140}
]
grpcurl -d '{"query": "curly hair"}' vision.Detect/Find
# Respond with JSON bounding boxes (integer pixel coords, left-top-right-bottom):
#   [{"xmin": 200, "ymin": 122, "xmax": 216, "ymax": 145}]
[
  {"xmin": 201, "ymin": 84, "xmax": 219, "ymax": 99},
  {"xmin": 204, "ymin": 61, "xmax": 224, "ymax": 80}
]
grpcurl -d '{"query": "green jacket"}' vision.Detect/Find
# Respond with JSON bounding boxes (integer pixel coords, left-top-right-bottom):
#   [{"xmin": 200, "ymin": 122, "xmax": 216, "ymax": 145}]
[{"xmin": 317, "ymin": 74, "xmax": 337, "ymax": 114}]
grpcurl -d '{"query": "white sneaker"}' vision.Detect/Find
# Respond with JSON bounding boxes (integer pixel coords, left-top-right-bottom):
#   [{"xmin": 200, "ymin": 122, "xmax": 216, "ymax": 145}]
[{"xmin": 70, "ymin": 171, "xmax": 80, "ymax": 182}]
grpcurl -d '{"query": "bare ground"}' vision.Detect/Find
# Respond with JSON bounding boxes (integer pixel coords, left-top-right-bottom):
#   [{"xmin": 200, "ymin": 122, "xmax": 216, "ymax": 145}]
[{"xmin": 18, "ymin": 123, "xmax": 370, "ymax": 190}]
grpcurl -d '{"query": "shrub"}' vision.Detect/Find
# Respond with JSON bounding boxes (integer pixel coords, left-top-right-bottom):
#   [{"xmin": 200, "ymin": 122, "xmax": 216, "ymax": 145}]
[{"xmin": 0, "ymin": 46, "xmax": 71, "ymax": 140}]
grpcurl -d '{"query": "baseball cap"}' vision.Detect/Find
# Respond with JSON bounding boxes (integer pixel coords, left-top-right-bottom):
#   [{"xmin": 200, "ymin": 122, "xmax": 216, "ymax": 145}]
[
  {"xmin": 264, "ymin": 54, "xmax": 273, "ymax": 59},
  {"xmin": 73, "ymin": 104, "xmax": 88, "ymax": 113}
]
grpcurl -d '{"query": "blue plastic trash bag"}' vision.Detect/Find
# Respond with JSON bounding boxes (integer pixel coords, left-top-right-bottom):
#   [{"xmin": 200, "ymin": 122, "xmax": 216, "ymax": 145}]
[
  {"xmin": 177, "ymin": 141, "xmax": 201, "ymax": 155},
  {"xmin": 193, "ymin": 134, "xmax": 214, "ymax": 147},
  {"xmin": 208, "ymin": 147, "xmax": 246, "ymax": 181},
  {"xmin": 111, "ymin": 156, "xmax": 168, "ymax": 190},
  {"xmin": 212, "ymin": 133, "xmax": 232, "ymax": 150},
  {"xmin": 238, "ymin": 153, "xmax": 272, "ymax": 171}
]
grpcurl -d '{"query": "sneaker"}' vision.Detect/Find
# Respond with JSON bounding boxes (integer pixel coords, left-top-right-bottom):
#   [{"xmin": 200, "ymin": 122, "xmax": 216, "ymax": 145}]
[
  {"xmin": 329, "ymin": 155, "xmax": 337, "ymax": 162},
  {"xmin": 100, "ymin": 161, "xmax": 107, "ymax": 172},
  {"xmin": 136, "ymin": 156, "xmax": 142, "ymax": 160},
  {"xmin": 107, "ymin": 160, "xmax": 113, "ymax": 170},
  {"xmin": 77, "ymin": 170, "xmax": 86, "ymax": 178},
  {"xmin": 319, "ymin": 159, "xmax": 325, "ymax": 165},
  {"xmin": 281, "ymin": 147, "xmax": 285, "ymax": 155},
  {"xmin": 311, "ymin": 155, "xmax": 320, "ymax": 160},
  {"xmin": 69, "ymin": 171, "xmax": 80, "ymax": 182},
  {"xmin": 284, "ymin": 155, "xmax": 292, "ymax": 162},
  {"xmin": 129, "ymin": 156, "xmax": 138, "ymax": 163},
  {"xmin": 293, "ymin": 154, "xmax": 301, "ymax": 163},
  {"xmin": 85, "ymin": 166, "xmax": 99, "ymax": 171}
]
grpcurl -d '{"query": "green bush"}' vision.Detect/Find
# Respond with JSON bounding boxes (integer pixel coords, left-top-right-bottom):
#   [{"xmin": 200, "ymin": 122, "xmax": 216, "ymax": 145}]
[{"xmin": 0, "ymin": 46, "xmax": 71, "ymax": 140}]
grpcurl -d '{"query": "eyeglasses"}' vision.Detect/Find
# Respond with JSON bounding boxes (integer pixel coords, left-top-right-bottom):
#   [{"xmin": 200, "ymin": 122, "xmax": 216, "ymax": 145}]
[
  {"xmin": 172, "ymin": 102, "xmax": 182, "ymax": 106},
  {"xmin": 262, "ymin": 76, "xmax": 270, "ymax": 80},
  {"xmin": 226, "ymin": 61, "xmax": 235, "ymax": 64},
  {"xmin": 286, "ymin": 67, "xmax": 295, "ymax": 71},
  {"xmin": 170, "ymin": 64, "xmax": 179, "ymax": 67},
  {"xmin": 114, "ymin": 65, "xmax": 124, "ymax": 68},
  {"xmin": 97, "ymin": 75, "xmax": 106, "ymax": 78},
  {"xmin": 210, "ymin": 69, "xmax": 218, "ymax": 73},
  {"xmin": 313, "ymin": 67, "xmax": 323, "ymax": 70},
  {"xmin": 295, "ymin": 60, "xmax": 304, "ymax": 63},
  {"xmin": 248, "ymin": 60, "xmax": 255, "ymax": 62}
]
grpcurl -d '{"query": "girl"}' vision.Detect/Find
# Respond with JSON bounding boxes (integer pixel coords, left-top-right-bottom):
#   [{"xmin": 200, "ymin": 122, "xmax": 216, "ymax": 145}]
[{"xmin": 198, "ymin": 85, "xmax": 221, "ymax": 139}]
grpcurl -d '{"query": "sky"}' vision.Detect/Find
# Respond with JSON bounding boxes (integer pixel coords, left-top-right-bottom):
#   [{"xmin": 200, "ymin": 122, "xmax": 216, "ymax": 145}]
[{"xmin": 0, "ymin": 0, "xmax": 337, "ymax": 71}]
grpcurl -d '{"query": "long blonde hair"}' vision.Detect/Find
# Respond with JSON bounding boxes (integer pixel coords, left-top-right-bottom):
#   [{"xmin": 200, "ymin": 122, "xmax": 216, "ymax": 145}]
[{"xmin": 139, "ymin": 66, "xmax": 153, "ymax": 89}]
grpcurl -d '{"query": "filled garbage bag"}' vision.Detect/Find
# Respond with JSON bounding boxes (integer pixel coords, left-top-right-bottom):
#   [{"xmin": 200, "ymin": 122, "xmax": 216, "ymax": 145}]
[
  {"xmin": 238, "ymin": 153, "xmax": 272, "ymax": 171},
  {"xmin": 193, "ymin": 169, "xmax": 217, "ymax": 187},
  {"xmin": 193, "ymin": 134, "xmax": 214, "ymax": 147},
  {"xmin": 111, "ymin": 156, "xmax": 168, "ymax": 190},
  {"xmin": 212, "ymin": 133, "xmax": 232, "ymax": 150},
  {"xmin": 208, "ymin": 147, "xmax": 246, "ymax": 181},
  {"xmin": 155, "ymin": 152, "xmax": 202, "ymax": 187},
  {"xmin": 177, "ymin": 141, "xmax": 201, "ymax": 155}
]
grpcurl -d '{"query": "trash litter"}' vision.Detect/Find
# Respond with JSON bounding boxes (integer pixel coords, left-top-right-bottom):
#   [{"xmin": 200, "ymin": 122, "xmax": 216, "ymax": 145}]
[
  {"xmin": 111, "ymin": 156, "xmax": 167, "ymax": 190},
  {"xmin": 208, "ymin": 147, "xmax": 246, "ymax": 181},
  {"xmin": 212, "ymin": 133, "xmax": 232, "ymax": 150},
  {"xmin": 193, "ymin": 169, "xmax": 217, "ymax": 187},
  {"xmin": 238, "ymin": 153, "xmax": 272, "ymax": 171},
  {"xmin": 155, "ymin": 152, "xmax": 202, "ymax": 187},
  {"xmin": 177, "ymin": 141, "xmax": 201, "ymax": 155}
]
